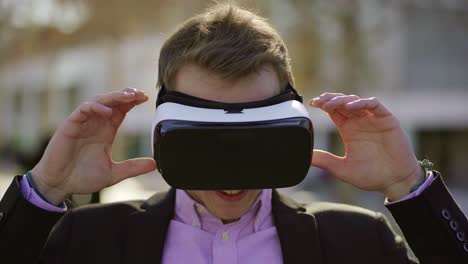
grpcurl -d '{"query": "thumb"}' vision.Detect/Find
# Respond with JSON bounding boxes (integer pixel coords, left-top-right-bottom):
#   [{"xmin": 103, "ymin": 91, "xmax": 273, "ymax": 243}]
[
  {"xmin": 311, "ymin": 149, "xmax": 344, "ymax": 176},
  {"xmin": 111, "ymin": 157, "xmax": 157, "ymax": 184}
]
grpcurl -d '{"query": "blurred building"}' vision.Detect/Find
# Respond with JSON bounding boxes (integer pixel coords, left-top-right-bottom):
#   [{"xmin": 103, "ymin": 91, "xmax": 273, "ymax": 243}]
[
  {"xmin": 0, "ymin": 0, "xmax": 467, "ymax": 212},
  {"xmin": 359, "ymin": 0, "xmax": 468, "ymax": 190}
]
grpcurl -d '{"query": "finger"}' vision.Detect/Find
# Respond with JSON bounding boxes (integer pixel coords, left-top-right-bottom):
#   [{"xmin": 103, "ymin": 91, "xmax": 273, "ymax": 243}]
[
  {"xmin": 111, "ymin": 88, "xmax": 149, "ymax": 114},
  {"xmin": 121, "ymin": 87, "xmax": 147, "ymax": 102},
  {"xmin": 345, "ymin": 97, "xmax": 391, "ymax": 117},
  {"xmin": 310, "ymin": 95, "xmax": 360, "ymax": 125},
  {"xmin": 90, "ymin": 102, "xmax": 113, "ymax": 117},
  {"xmin": 309, "ymin": 92, "xmax": 345, "ymax": 108},
  {"xmin": 116, "ymin": 95, "xmax": 150, "ymax": 114},
  {"xmin": 335, "ymin": 109, "xmax": 354, "ymax": 119},
  {"xmin": 322, "ymin": 95, "xmax": 363, "ymax": 120},
  {"xmin": 92, "ymin": 91, "xmax": 134, "ymax": 106},
  {"xmin": 327, "ymin": 110, "xmax": 348, "ymax": 127},
  {"xmin": 69, "ymin": 102, "xmax": 112, "ymax": 123},
  {"xmin": 111, "ymin": 157, "xmax": 157, "ymax": 184},
  {"xmin": 321, "ymin": 95, "xmax": 360, "ymax": 113},
  {"xmin": 123, "ymin": 87, "xmax": 145, "ymax": 96},
  {"xmin": 311, "ymin": 149, "xmax": 345, "ymax": 178},
  {"xmin": 92, "ymin": 89, "xmax": 147, "ymax": 107}
]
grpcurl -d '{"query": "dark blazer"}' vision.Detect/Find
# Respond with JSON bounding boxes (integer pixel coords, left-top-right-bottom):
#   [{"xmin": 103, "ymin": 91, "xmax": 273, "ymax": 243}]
[{"xmin": 0, "ymin": 173, "xmax": 467, "ymax": 264}]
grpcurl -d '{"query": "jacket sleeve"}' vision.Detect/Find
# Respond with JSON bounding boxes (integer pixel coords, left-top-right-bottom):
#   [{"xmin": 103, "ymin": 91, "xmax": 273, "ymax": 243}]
[
  {"xmin": 0, "ymin": 176, "xmax": 64, "ymax": 264},
  {"xmin": 386, "ymin": 172, "xmax": 468, "ymax": 264}
]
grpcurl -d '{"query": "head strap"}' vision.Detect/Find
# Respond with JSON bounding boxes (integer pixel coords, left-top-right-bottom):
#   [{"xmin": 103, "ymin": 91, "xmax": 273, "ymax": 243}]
[{"xmin": 156, "ymin": 83, "xmax": 303, "ymax": 111}]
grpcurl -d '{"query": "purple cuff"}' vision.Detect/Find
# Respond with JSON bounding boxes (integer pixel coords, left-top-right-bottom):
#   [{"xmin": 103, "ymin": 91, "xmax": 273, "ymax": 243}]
[
  {"xmin": 385, "ymin": 171, "xmax": 435, "ymax": 205},
  {"xmin": 20, "ymin": 176, "xmax": 67, "ymax": 212}
]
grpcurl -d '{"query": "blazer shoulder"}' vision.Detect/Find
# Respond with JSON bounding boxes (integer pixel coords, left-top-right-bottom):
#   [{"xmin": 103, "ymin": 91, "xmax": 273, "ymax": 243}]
[
  {"xmin": 302, "ymin": 201, "xmax": 411, "ymax": 261},
  {"xmin": 70, "ymin": 199, "xmax": 144, "ymax": 216},
  {"xmin": 302, "ymin": 201, "xmax": 390, "ymax": 238},
  {"xmin": 304, "ymin": 201, "xmax": 380, "ymax": 220},
  {"xmin": 42, "ymin": 189, "xmax": 174, "ymax": 262},
  {"xmin": 273, "ymin": 190, "xmax": 382, "ymax": 224},
  {"xmin": 68, "ymin": 189, "xmax": 172, "ymax": 220}
]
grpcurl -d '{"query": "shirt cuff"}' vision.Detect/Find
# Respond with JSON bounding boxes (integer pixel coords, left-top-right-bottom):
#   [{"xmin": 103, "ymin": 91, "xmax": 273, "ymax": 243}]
[
  {"xmin": 385, "ymin": 171, "xmax": 435, "ymax": 205},
  {"xmin": 20, "ymin": 175, "xmax": 67, "ymax": 212}
]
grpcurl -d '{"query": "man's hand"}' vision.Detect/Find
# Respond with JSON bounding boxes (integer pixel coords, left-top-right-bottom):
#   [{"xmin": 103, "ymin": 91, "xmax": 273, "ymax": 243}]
[
  {"xmin": 309, "ymin": 93, "xmax": 425, "ymax": 201},
  {"xmin": 30, "ymin": 88, "xmax": 157, "ymax": 205}
]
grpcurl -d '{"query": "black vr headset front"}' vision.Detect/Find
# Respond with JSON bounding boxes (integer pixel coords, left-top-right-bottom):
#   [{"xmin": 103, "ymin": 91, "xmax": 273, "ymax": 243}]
[{"xmin": 152, "ymin": 84, "xmax": 314, "ymax": 190}]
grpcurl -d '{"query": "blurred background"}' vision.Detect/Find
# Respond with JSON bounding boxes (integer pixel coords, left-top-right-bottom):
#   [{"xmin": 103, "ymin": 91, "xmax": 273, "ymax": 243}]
[{"xmin": 0, "ymin": 0, "xmax": 468, "ymax": 250}]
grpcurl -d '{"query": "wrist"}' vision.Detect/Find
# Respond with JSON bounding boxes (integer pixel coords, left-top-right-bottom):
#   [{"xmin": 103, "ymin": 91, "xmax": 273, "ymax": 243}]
[
  {"xmin": 383, "ymin": 163, "xmax": 426, "ymax": 202},
  {"xmin": 29, "ymin": 168, "xmax": 68, "ymax": 205}
]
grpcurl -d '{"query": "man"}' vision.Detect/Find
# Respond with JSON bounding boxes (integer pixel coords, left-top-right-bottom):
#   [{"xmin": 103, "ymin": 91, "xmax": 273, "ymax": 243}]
[{"xmin": 0, "ymin": 4, "xmax": 467, "ymax": 264}]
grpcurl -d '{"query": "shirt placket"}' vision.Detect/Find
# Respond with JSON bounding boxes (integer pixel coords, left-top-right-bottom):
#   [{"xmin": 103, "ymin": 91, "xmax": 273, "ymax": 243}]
[{"xmin": 212, "ymin": 226, "xmax": 239, "ymax": 264}]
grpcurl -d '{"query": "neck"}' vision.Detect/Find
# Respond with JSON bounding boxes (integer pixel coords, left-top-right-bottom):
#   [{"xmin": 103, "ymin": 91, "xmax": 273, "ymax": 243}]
[{"xmin": 222, "ymin": 218, "xmax": 240, "ymax": 224}]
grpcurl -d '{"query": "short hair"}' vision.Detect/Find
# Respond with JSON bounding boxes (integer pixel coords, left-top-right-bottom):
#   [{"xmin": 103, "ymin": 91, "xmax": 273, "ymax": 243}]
[{"xmin": 157, "ymin": 3, "xmax": 294, "ymax": 91}]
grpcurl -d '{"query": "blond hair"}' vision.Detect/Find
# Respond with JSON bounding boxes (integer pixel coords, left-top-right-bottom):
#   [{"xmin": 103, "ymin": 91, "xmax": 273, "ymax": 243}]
[{"xmin": 157, "ymin": 4, "xmax": 294, "ymax": 90}]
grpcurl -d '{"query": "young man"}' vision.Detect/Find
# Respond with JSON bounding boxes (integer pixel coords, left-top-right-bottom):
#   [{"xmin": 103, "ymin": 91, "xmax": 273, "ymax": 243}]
[{"xmin": 0, "ymin": 4, "xmax": 467, "ymax": 264}]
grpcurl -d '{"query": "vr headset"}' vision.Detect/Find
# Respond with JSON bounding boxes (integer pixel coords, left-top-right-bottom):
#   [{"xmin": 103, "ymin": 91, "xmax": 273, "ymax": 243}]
[{"xmin": 152, "ymin": 84, "xmax": 314, "ymax": 190}]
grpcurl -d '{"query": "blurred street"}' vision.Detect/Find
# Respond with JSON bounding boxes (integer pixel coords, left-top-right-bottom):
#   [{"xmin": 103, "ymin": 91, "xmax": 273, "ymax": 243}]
[{"xmin": 0, "ymin": 171, "xmax": 13, "ymax": 197}]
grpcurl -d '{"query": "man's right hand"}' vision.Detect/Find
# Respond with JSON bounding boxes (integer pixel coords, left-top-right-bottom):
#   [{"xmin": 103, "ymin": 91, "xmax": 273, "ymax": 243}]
[{"xmin": 30, "ymin": 88, "xmax": 157, "ymax": 205}]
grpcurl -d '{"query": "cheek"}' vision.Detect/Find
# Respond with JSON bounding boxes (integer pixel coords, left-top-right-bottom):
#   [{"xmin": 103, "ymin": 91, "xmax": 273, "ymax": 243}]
[
  {"xmin": 185, "ymin": 190, "xmax": 207, "ymax": 204},
  {"xmin": 186, "ymin": 190, "xmax": 223, "ymax": 206},
  {"xmin": 247, "ymin": 190, "xmax": 262, "ymax": 203}
]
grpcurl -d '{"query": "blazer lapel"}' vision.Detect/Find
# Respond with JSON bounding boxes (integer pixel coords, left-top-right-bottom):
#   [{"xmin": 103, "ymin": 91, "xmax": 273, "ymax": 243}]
[
  {"xmin": 272, "ymin": 190, "xmax": 323, "ymax": 264},
  {"xmin": 123, "ymin": 189, "xmax": 176, "ymax": 264},
  {"xmin": 123, "ymin": 188, "xmax": 323, "ymax": 264}
]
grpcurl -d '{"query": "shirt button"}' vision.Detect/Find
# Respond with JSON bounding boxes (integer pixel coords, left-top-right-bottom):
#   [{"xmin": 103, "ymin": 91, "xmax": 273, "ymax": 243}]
[
  {"xmin": 441, "ymin": 209, "xmax": 451, "ymax": 220},
  {"xmin": 222, "ymin": 231, "xmax": 229, "ymax": 241},
  {"xmin": 450, "ymin": 220, "xmax": 459, "ymax": 231},
  {"xmin": 464, "ymin": 242, "xmax": 468, "ymax": 253},
  {"xmin": 456, "ymin": 231, "xmax": 465, "ymax": 242},
  {"xmin": 195, "ymin": 205, "xmax": 204, "ymax": 215},
  {"xmin": 192, "ymin": 220, "xmax": 200, "ymax": 228},
  {"xmin": 0, "ymin": 211, "xmax": 4, "ymax": 221}
]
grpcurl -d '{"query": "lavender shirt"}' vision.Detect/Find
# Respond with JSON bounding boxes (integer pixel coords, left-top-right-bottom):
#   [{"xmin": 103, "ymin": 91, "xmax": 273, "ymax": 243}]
[
  {"xmin": 19, "ymin": 172, "xmax": 435, "ymax": 263},
  {"xmin": 161, "ymin": 189, "xmax": 282, "ymax": 263}
]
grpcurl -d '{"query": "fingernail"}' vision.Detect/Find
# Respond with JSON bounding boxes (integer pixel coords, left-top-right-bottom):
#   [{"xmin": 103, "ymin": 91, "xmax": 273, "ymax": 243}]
[{"xmin": 309, "ymin": 97, "xmax": 320, "ymax": 105}]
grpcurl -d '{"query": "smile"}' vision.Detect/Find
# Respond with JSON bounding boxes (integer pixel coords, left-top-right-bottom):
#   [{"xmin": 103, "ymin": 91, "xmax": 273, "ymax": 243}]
[{"xmin": 215, "ymin": 190, "xmax": 247, "ymax": 202}]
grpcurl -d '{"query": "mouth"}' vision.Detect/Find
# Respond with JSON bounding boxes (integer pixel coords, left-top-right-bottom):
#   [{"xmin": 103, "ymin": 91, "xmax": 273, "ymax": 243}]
[{"xmin": 215, "ymin": 190, "xmax": 247, "ymax": 202}]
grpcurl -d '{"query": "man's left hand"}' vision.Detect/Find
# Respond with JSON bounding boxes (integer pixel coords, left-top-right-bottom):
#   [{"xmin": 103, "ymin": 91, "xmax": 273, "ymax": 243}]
[{"xmin": 309, "ymin": 93, "xmax": 425, "ymax": 201}]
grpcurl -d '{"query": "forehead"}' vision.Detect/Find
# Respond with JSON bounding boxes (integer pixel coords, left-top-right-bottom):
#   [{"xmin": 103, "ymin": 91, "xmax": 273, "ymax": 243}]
[{"xmin": 173, "ymin": 64, "xmax": 281, "ymax": 103}]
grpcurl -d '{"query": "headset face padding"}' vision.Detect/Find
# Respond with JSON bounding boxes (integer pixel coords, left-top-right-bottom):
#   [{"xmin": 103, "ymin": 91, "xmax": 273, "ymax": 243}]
[{"xmin": 152, "ymin": 84, "xmax": 314, "ymax": 190}]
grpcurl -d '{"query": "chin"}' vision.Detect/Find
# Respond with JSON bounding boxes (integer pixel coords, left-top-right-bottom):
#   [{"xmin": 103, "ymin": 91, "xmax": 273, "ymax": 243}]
[
  {"xmin": 208, "ymin": 190, "xmax": 260, "ymax": 220},
  {"xmin": 186, "ymin": 189, "xmax": 262, "ymax": 221},
  {"xmin": 216, "ymin": 207, "xmax": 249, "ymax": 221}
]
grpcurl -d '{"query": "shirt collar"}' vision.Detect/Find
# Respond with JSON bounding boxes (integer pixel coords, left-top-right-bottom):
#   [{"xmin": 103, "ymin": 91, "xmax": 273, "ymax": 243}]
[{"xmin": 174, "ymin": 189, "xmax": 273, "ymax": 233}]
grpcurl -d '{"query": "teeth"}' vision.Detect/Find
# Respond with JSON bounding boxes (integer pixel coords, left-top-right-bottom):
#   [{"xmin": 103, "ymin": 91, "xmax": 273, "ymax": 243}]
[{"xmin": 221, "ymin": 190, "xmax": 242, "ymax": 195}]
